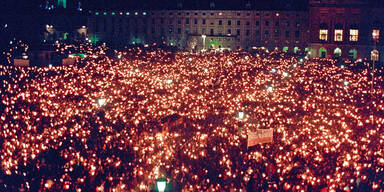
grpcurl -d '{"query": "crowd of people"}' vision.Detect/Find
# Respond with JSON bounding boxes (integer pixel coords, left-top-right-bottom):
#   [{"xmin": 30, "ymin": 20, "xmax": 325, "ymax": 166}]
[{"xmin": 0, "ymin": 45, "xmax": 384, "ymax": 191}]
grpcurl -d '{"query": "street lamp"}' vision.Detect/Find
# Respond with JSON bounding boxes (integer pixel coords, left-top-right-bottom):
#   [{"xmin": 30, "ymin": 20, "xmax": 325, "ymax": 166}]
[
  {"xmin": 201, "ymin": 35, "xmax": 207, "ymax": 51},
  {"xmin": 371, "ymin": 31, "xmax": 379, "ymax": 97},
  {"xmin": 156, "ymin": 178, "xmax": 167, "ymax": 192}
]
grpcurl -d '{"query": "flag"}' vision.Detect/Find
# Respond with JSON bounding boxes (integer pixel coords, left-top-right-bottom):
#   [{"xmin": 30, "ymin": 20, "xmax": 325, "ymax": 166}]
[{"xmin": 248, "ymin": 129, "xmax": 273, "ymax": 147}]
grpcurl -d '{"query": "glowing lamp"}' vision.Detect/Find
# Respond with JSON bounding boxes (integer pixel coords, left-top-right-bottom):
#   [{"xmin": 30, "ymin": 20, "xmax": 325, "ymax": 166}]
[
  {"xmin": 343, "ymin": 81, "xmax": 349, "ymax": 86},
  {"xmin": 238, "ymin": 112, "xmax": 245, "ymax": 119},
  {"xmin": 134, "ymin": 68, "xmax": 140, "ymax": 73},
  {"xmin": 340, "ymin": 65, "xmax": 345, "ymax": 68},
  {"xmin": 98, "ymin": 98, "xmax": 106, "ymax": 106},
  {"xmin": 156, "ymin": 178, "xmax": 167, "ymax": 192},
  {"xmin": 283, "ymin": 72, "xmax": 288, "ymax": 77},
  {"xmin": 204, "ymin": 68, "xmax": 208, "ymax": 73},
  {"xmin": 267, "ymin": 86, "xmax": 273, "ymax": 92},
  {"xmin": 271, "ymin": 68, "xmax": 277, "ymax": 73},
  {"xmin": 166, "ymin": 79, "xmax": 173, "ymax": 84},
  {"xmin": 117, "ymin": 55, "xmax": 122, "ymax": 59},
  {"xmin": 188, "ymin": 58, "xmax": 193, "ymax": 62}
]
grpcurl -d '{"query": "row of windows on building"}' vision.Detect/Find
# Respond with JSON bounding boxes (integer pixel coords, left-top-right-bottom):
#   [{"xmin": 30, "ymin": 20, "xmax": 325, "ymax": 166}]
[
  {"xmin": 93, "ymin": 11, "xmax": 302, "ymax": 18},
  {"xmin": 94, "ymin": 23, "xmax": 301, "ymax": 39},
  {"xmin": 319, "ymin": 29, "xmax": 380, "ymax": 42},
  {"xmin": 94, "ymin": 17, "xmax": 302, "ymax": 28}
]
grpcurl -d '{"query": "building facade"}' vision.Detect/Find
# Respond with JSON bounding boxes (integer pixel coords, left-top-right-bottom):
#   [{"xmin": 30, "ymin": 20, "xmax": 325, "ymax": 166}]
[
  {"xmin": 88, "ymin": 0, "xmax": 382, "ymax": 62},
  {"xmin": 308, "ymin": 0, "xmax": 384, "ymax": 61},
  {"xmin": 87, "ymin": 10, "xmax": 309, "ymax": 53}
]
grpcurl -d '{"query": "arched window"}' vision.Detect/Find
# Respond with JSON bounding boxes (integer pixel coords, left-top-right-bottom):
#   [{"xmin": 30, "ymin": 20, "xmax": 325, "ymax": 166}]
[
  {"xmin": 319, "ymin": 47, "xmax": 327, "ymax": 58},
  {"xmin": 293, "ymin": 47, "xmax": 299, "ymax": 53},
  {"xmin": 349, "ymin": 49, "xmax": 357, "ymax": 60},
  {"xmin": 334, "ymin": 48, "xmax": 342, "ymax": 57}
]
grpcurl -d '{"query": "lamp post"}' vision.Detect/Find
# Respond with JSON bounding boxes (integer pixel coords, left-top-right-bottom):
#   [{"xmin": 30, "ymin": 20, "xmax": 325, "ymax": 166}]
[
  {"xmin": 371, "ymin": 31, "xmax": 379, "ymax": 97},
  {"xmin": 156, "ymin": 178, "xmax": 167, "ymax": 192},
  {"xmin": 201, "ymin": 35, "xmax": 206, "ymax": 51}
]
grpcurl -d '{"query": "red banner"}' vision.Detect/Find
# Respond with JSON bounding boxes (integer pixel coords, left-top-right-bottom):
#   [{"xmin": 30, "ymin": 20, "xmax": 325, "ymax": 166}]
[{"xmin": 248, "ymin": 129, "xmax": 273, "ymax": 147}]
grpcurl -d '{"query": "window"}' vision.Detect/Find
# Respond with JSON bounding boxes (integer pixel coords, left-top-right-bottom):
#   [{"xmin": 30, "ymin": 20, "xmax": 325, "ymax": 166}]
[
  {"xmin": 265, "ymin": 30, "xmax": 270, "ymax": 38},
  {"xmin": 194, "ymin": 19, "xmax": 198, "ymax": 25},
  {"xmin": 295, "ymin": 31, "xmax": 300, "ymax": 38},
  {"xmin": 319, "ymin": 29, "xmax": 328, "ymax": 41},
  {"xmin": 275, "ymin": 21, "xmax": 279, "ymax": 26},
  {"xmin": 227, "ymin": 29, "xmax": 231, "ymax": 35},
  {"xmin": 219, "ymin": 20, "xmax": 222, "ymax": 25},
  {"xmin": 228, "ymin": 20, "xmax": 231, "ymax": 25},
  {"xmin": 177, "ymin": 28, "xmax": 181, "ymax": 34},
  {"xmin": 169, "ymin": 26, "xmax": 173, "ymax": 34},
  {"xmin": 246, "ymin": 21, "xmax": 250, "ymax": 26},
  {"xmin": 246, "ymin": 29, "xmax": 250, "ymax": 36},
  {"xmin": 202, "ymin": 19, "xmax": 206, "ymax": 25},
  {"xmin": 256, "ymin": 21, "xmax": 259, "ymax": 26},
  {"xmin": 265, "ymin": 21, "xmax": 269, "ymax": 26},
  {"xmin": 334, "ymin": 29, "xmax": 343, "ymax": 41},
  {"xmin": 349, "ymin": 29, "xmax": 358, "ymax": 42},
  {"xmin": 237, "ymin": 20, "xmax": 241, "ymax": 25},
  {"xmin": 274, "ymin": 30, "xmax": 279, "ymax": 37},
  {"xmin": 186, "ymin": 27, "xmax": 190, "ymax": 34},
  {"xmin": 237, "ymin": 29, "xmax": 240, "ymax": 35},
  {"xmin": 160, "ymin": 18, "xmax": 164, "ymax": 24},
  {"xmin": 186, "ymin": 18, "xmax": 189, "ymax": 24},
  {"xmin": 285, "ymin": 31, "xmax": 290, "ymax": 38},
  {"xmin": 210, "ymin": 29, "xmax": 214, "ymax": 35}
]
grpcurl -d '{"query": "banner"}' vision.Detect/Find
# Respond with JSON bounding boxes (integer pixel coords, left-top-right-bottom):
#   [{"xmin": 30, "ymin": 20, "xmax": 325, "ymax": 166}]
[{"xmin": 248, "ymin": 129, "xmax": 273, "ymax": 147}]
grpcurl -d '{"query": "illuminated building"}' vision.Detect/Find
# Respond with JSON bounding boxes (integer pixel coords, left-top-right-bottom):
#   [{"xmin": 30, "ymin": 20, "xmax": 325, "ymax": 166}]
[
  {"xmin": 308, "ymin": 0, "xmax": 384, "ymax": 61},
  {"xmin": 86, "ymin": 0, "xmax": 384, "ymax": 63},
  {"xmin": 87, "ymin": 9, "xmax": 309, "ymax": 52}
]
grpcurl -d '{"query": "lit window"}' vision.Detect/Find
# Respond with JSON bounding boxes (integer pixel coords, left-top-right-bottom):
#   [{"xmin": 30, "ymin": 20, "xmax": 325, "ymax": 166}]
[
  {"xmin": 334, "ymin": 29, "xmax": 343, "ymax": 42},
  {"xmin": 373, "ymin": 29, "xmax": 380, "ymax": 40},
  {"xmin": 349, "ymin": 29, "xmax": 358, "ymax": 41},
  {"xmin": 319, "ymin": 29, "xmax": 328, "ymax": 41}
]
